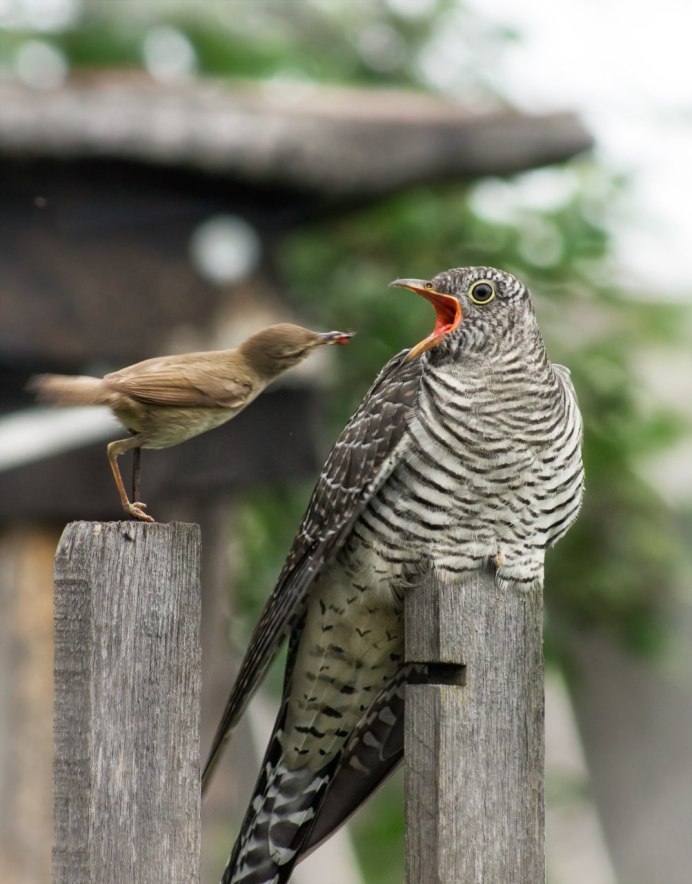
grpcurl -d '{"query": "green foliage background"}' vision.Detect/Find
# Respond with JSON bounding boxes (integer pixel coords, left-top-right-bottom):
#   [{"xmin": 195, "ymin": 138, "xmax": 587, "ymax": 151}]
[{"xmin": 5, "ymin": 1, "xmax": 690, "ymax": 880}]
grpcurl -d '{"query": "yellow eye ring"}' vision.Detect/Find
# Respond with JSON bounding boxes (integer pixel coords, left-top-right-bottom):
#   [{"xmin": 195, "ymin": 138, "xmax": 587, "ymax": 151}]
[{"xmin": 468, "ymin": 280, "xmax": 495, "ymax": 305}]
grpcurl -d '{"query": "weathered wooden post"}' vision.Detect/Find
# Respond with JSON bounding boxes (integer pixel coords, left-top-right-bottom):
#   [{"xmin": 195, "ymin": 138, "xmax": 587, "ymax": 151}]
[
  {"xmin": 404, "ymin": 570, "xmax": 544, "ymax": 884},
  {"xmin": 53, "ymin": 521, "xmax": 201, "ymax": 883}
]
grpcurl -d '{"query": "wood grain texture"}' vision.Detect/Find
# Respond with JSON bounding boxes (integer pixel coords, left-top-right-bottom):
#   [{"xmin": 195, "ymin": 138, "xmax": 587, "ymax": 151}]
[
  {"xmin": 404, "ymin": 571, "xmax": 544, "ymax": 884},
  {"xmin": 53, "ymin": 521, "xmax": 201, "ymax": 884}
]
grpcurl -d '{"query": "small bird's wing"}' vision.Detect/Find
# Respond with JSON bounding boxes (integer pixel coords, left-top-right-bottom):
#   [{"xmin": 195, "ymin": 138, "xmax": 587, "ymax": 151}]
[
  {"xmin": 202, "ymin": 349, "xmax": 423, "ymax": 789},
  {"xmin": 104, "ymin": 352, "xmax": 253, "ymax": 409}
]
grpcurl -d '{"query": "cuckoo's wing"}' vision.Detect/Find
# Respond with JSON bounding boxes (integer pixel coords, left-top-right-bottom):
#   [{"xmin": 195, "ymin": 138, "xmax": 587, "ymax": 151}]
[
  {"xmin": 104, "ymin": 352, "xmax": 253, "ymax": 409},
  {"xmin": 203, "ymin": 349, "xmax": 423, "ymax": 790}
]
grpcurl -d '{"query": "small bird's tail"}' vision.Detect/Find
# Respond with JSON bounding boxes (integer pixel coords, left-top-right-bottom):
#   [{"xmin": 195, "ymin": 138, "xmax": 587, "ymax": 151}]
[{"xmin": 28, "ymin": 374, "xmax": 108, "ymax": 406}]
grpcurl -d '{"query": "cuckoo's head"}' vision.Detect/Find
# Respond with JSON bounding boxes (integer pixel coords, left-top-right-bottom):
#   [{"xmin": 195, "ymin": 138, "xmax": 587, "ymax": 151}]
[
  {"xmin": 390, "ymin": 266, "xmax": 538, "ymax": 361},
  {"xmin": 240, "ymin": 323, "xmax": 354, "ymax": 379}
]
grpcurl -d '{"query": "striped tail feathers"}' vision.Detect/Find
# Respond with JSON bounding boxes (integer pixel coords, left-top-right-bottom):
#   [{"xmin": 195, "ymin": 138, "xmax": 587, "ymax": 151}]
[
  {"xmin": 299, "ymin": 662, "xmax": 427, "ymax": 860},
  {"xmin": 28, "ymin": 373, "xmax": 109, "ymax": 406},
  {"xmin": 223, "ymin": 720, "xmax": 337, "ymax": 884},
  {"xmin": 225, "ymin": 663, "xmax": 430, "ymax": 882}
]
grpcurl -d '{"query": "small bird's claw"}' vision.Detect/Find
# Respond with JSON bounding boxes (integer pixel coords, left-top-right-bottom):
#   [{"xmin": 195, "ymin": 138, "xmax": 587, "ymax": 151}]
[{"xmin": 125, "ymin": 501, "xmax": 156, "ymax": 523}]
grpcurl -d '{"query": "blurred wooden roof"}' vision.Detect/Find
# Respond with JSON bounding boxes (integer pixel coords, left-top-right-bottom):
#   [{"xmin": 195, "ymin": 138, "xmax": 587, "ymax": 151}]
[{"xmin": 0, "ymin": 73, "xmax": 592, "ymax": 198}]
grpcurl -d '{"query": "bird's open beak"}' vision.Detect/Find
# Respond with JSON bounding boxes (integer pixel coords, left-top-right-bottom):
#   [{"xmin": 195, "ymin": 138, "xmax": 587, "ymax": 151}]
[
  {"xmin": 318, "ymin": 331, "xmax": 355, "ymax": 346},
  {"xmin": 389, "ymin": 279, "xmax": 462, "ymax": 360}
]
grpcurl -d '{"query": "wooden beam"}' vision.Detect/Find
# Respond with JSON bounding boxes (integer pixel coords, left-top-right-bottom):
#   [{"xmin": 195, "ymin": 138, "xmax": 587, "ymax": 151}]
[
  {"xmin": 52, "ymin": 521, "xmax": 201, "ymax": 883},
  {"xmin": 0, "ymin": 78, "xmax": 592, "ymax": 198},
  {"xmin": 404, "ymin": 571, "xmax": 544, "ymax": 884}
]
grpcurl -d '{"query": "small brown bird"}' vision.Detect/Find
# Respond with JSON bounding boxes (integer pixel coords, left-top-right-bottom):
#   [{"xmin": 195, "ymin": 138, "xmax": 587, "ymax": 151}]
[{"xmin": 30, "ymin": 323, "xmax": 353, "ymax": 522}]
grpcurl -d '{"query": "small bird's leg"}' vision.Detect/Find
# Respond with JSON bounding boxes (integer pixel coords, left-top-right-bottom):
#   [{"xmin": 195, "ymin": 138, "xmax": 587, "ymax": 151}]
[
  {"xmin": 131, "ymin": 445, "xmax": 142, "ymax": 504},
  {"xmin": 107, "ymin": 436, "xmax": 155, "ymax": 523}
]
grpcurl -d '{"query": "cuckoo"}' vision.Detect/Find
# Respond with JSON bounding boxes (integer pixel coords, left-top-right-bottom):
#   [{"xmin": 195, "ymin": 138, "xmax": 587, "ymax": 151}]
[
  {"xmin": 204, "ymin": 266, "xmax": 585, "ymax": 883},
  {"xmin": 30, "ymin": 323, "xmax": 353, "ymax": 521}
]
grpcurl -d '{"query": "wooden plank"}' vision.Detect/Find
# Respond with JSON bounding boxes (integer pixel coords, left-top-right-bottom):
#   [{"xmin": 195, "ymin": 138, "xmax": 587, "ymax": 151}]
[
  {"xmin": 52, "ymin": 521, "xmax": 201, "ymax": 883},
  {"xmin": 404, "ymin": 571, "xmax": 544, "ymax": 884}
]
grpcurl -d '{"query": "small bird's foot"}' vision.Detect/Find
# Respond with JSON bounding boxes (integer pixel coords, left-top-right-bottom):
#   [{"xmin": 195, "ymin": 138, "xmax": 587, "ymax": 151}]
[{"xmin": 124, "ymin": 501, "xmax": 156, "ymax": 523}]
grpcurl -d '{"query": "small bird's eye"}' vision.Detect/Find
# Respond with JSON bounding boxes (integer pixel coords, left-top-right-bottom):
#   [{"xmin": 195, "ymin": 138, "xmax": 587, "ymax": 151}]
[
  {"xmin": 468, "ymin": 280, "xmax": 495, "ymax": 305},
  {"xmin": 425, "ymin": 282, "xmax": 434, "ymax": 289}
]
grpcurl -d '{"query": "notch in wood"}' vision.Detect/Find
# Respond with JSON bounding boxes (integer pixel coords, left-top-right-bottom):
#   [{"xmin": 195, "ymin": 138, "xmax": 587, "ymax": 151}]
[{"xmin": 407, "ymin": 662, "xmax": 466, "ymax": 687}]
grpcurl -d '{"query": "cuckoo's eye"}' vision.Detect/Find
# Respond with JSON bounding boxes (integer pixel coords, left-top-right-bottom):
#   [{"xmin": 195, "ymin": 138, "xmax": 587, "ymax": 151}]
[{"xmin": 468, "ymin": 280, "xmax": 495, "ymax": 305}]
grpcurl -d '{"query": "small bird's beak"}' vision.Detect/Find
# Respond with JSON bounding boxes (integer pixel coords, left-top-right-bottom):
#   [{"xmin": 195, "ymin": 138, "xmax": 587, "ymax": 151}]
[
  {"xmin": 318, "ymin": 331, "xmax": 355, "ymax": 346},
  {"xmin": 389, "ymin": 278, "xmax": 462, "ymax": 360}
]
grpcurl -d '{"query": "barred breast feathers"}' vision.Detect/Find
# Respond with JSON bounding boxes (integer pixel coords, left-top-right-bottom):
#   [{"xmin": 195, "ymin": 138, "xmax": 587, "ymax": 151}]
[{"xmin": 354, "ymin": 345, "xmax": 584, "ymax": 593}]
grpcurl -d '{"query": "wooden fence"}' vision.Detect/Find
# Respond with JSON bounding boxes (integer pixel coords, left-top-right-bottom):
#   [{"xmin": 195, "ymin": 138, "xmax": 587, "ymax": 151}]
[
  {"xmin": 405, "ymin": 574, "xmax": 544, "ymax": 882},
  {"xmin": 53, "ymin": 522, "xmax": 201, "ymax": 883},
  {"xmin": 52, "ymin": 522, "xmax": 543, "ymax": 883}
]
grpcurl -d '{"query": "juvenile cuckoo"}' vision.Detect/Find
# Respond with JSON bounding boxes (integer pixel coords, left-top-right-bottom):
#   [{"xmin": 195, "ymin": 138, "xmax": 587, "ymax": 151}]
[{"xmin": 205, "ymin": 267, "xmax": 584, "ymax": 883}]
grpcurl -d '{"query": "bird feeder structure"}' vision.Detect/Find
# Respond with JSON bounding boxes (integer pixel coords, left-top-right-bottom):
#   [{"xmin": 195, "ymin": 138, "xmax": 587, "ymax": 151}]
[{"xmin": 0, "ymin": 72, "xmax": 592, "ymax": 883}]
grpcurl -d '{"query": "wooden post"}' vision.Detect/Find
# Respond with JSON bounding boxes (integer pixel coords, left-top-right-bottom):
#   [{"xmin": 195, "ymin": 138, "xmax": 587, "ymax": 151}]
[
  {"xmin": 53, "ymin": 521, "xmax": 201, "ymax": 883},
  {"xmin": 404, "ymin": 570, "xmax": 544, "ymax": 884}
]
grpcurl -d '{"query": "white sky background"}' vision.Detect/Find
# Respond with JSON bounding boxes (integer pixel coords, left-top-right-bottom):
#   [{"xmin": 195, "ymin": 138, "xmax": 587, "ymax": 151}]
[{"xmin": 461, "ymin": 0, "xmax": 692, "ymax": 298}]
